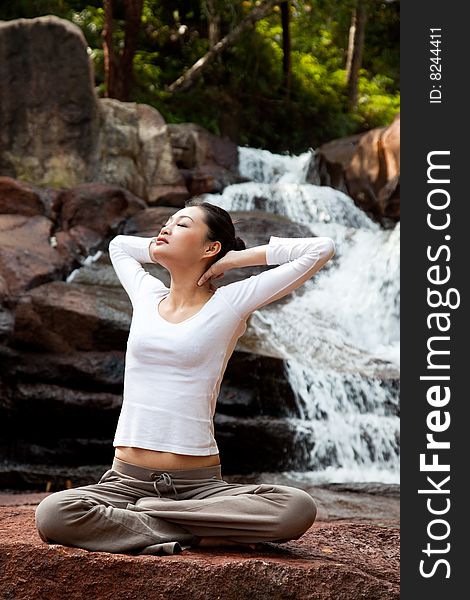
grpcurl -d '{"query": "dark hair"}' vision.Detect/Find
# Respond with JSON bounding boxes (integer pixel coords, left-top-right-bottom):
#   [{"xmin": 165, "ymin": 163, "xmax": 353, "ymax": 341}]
[{"xmin": 185, "ymin": 198, "xmax": 246, "ymax": 265}]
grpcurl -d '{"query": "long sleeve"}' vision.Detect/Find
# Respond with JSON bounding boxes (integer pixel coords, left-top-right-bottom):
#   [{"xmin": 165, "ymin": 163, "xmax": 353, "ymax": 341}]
[
  {"xmin": 108, "ymin": 235, "xmax": 167, "ymax": 306},
  {"xmin": 219, "ymin": 235, "xmax": 336, "ymax": 320}
]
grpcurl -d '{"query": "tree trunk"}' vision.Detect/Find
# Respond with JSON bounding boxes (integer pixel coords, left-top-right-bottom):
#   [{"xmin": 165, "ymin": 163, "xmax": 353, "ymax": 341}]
[
  {"xmin": 120, "ymin": 0, "xmax": 144, "ymax": 101},
  {"xmin": 102, "ymin": 0, "xmax": 143, "ymax": 101},
  {"xmin": 280, "ymin": 0, "xmax": 291, "ymax": 100},
  {"xmin": 345, "ymin": 0, "xmax": 368, "ymax": 110},
  {"xmin": 103, "ymin": 0, "xmax": 118, "ymax": 98},
  {"xmin": 167, "ymin": 0, "xmax": 280, "ymax": 93},
  {"xmin": 205, "ymin": 0, "xmax": 221, "ymax": 49}
]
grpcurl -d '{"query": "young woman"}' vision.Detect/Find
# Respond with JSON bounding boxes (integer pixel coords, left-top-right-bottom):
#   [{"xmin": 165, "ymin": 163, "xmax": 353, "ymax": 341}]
[{"xmin": 35, "ymin": 199, "xmax": 335, "ymax": 555}]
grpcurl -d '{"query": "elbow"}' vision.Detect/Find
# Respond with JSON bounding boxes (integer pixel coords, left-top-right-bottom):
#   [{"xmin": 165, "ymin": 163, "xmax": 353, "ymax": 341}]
[
  {"xmin": 326, "ymin": 237, "xmax": 336, "ymax": 260},
  {"xmin": 108, "ymin": 235, "xmax": 121, "ymax": 252},
  {"xmin": 317, "ymin": 237, "xmax": 336, "ymax": 261}
]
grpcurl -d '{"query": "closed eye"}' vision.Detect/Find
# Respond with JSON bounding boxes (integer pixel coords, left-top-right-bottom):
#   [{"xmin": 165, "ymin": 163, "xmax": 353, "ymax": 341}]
[{"xmin": 163, "ymin": 219, "xmax": 189, "ymax": 230}]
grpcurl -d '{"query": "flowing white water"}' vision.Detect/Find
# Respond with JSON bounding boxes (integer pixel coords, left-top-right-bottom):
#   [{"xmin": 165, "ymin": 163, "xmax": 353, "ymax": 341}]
[{"xmin": 202, "ymin": 146, "xmax": 400, "ymax": 483}]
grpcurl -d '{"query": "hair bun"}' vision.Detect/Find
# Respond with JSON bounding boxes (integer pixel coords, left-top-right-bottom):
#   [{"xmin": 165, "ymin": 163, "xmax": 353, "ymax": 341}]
[{"xmin": 234, "ymin": 236, "xmax": 246, "ymax": 251}]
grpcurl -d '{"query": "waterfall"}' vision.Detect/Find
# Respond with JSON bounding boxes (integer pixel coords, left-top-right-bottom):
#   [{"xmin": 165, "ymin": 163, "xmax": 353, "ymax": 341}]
[{"xmin": 202, "ymin": 146, "xmax": 400, "ymax": 484}]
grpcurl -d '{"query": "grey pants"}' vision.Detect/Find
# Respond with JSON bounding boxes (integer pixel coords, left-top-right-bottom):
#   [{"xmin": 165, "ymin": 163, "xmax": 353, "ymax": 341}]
[{"xmin": 35, "ymin": 457, "xmax": 317, "ymax": 555}]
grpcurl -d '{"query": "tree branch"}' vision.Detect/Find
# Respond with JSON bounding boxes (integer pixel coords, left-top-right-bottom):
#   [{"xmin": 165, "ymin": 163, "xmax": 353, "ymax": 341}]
[{"xmin": 166, "ymin": 0, "xmax": 281, "ymax": 93}]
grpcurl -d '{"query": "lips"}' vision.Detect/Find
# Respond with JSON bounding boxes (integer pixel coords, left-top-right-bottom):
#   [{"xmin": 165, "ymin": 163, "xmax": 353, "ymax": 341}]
[{"xmin": 156, "ymin": 237, "xmax": 169, "ymax": 244}]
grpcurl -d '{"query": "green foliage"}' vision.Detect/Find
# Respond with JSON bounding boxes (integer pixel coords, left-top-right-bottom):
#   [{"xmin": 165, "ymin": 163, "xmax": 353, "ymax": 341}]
[
  {"xmin": 355, "ymin": 72, "xmax": 401, "ymax": 129},
  {"xmin": 0, "ymin": 0, "xmax": 400, "ymax": 153}
]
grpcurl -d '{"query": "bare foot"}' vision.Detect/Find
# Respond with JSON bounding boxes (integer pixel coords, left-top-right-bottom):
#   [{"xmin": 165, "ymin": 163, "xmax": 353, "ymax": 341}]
[{"xmin": 195, "ymin": 536, "xmax": 259, "ymax": 550}]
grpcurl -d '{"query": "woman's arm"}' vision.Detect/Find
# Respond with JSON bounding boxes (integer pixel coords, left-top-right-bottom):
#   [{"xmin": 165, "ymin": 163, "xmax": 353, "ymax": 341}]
[
  {"xmin": 202, "ymin": 235, "xmax": 335, "ymax": 321},
  {"xmin": 108, "ymin": 235, "xmax": 166, "ymax": 306}
]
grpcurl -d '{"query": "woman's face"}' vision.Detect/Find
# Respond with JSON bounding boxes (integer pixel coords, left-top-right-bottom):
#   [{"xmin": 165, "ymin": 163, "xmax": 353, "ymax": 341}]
[{"xmin": 154, "ymin": 206, "xmax": 218, "ymax": 266}]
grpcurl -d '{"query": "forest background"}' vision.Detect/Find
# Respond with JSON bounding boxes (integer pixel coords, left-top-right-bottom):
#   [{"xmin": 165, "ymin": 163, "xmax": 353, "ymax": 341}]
[{"xmin": 0, "ymin": 0, "xmax": 399, "ymax": 154}]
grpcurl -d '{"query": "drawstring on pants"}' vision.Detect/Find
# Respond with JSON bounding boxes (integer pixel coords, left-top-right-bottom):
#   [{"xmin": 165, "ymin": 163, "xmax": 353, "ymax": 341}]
[{"xmin": 152, "ymin": 472, "xmax": 178, "ymax": 499}]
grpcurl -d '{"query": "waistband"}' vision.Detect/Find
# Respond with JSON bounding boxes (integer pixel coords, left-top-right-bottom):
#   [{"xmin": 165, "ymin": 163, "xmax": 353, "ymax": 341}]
[{"xmin": 111, "ymin": 456, "xmax": 222, "ymax": 481}]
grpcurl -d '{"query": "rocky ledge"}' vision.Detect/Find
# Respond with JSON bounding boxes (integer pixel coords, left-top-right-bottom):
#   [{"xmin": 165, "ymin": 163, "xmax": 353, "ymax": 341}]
[{"xmin": 0, "ymin": 488, "xmax": 399, "ymax": 600}]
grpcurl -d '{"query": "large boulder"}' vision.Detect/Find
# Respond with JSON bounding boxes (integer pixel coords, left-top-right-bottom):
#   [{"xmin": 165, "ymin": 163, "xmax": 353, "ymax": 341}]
[
  {"xmin": 0, "ymin": 17, "xmax": 191, "ymax": 203},
  {"xmin": 0, "ymin": 16, "xmax": 100, "ymax": 187},
  {"xmin": 95, "ymin": 99, "xmax": 189, "ymax": 204},
  {"xmin": 0, "ymin": 504, "xmax": 399, "ymax": 600},
  {"xmin": 167, "ymin": 123, "xmax": 247, "ymax": 195},
  {"xmin": 345, "ymin": 113, "xmax": 400, "ymax": 222},
  {"xmin": 311, "ymin": 114, "xmax": 400, "ymax": 226}
]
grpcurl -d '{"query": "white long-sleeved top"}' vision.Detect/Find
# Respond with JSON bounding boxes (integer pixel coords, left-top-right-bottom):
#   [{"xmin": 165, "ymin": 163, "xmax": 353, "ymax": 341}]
[{"xmin": 109, "ymin": 233, "xmax": 335, "ymax": 455}]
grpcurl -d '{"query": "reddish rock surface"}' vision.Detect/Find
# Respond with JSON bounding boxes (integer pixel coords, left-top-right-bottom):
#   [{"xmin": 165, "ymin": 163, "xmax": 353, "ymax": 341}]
[
  {"xmin": 0, "ymin": 492, "xmax": 399, "ymax": 599},
  {"xmin": 312, "ymin": 114, "xmax": 400, "ymax": 226},
  {"xmin": 0, "ymin": 177, "xmax": 53, "ymax": 217},
  {"xmin": 0, "ymin": 214, "xmax": 65, "ymax": 299},
  {"xmin": 345, "ymin": 113, "xmax": 400, "ymax": 222}
]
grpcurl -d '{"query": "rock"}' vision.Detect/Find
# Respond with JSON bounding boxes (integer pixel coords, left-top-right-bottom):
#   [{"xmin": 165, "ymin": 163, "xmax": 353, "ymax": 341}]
[
  {"xmin": 56, "ymin": 182, "xmax": 146, "ymax": 234},
  {"xmin": 167, "ymin": 123, "xmax": 247, "ymax": 195},
  {"xmin": 5, "ymin": 381, "xmax": 122, "ymax": 436},
  {"xmin": 311, "ymin": 114, "xmax": 400, "ymax": 226},
  {"xmin": 345, "ymin": 114, "xmax": 400, "ymax": 223},
  {"xmin": 0, "ymin": 306, "xmax": 14, "ymax": 342},
  {"xmin": 0, "ymin": 18, "xmax": 190, "ymax": 203},
  {"xmin": 121, "ymin": 205, "xmax": 183, "ymax": 241},
  {"xmin": 0, "ymin": 16, "xmax": 100, "ymax": 187},
  {"xmin": 0, "ymin": 181, "xmax": 152, "ymax": 304},
  {"xmin": 168, "ymin": 123, "xmax": 238, "ymax": 171},
  {"xmin": 0, "ymin": 504, "xmax": 399, "ymax": 599},
  {"xmin": 215, "ymin": 414, "xmax": 313, "ymax": 473},
  {"xmin": 378, "ymin": 174, "xmax": 400, "ymax": 222},
  {"xmin": 0, "ymin": 347, "xmax": 125, "ymax": 390},
  {"xmin": 219, "ymin": 351, "xmax": 300, "ymax": 418},
  {"xmin": 0, "ymin": 177, "xmax": 55, "ymax": 217},
  {"xmin": 0, "ymin": 438, "xmax": 115, "ymax": 469},
  {"xmin": 308, "ymin": 132, "xmax": 364, "ymax": 192},
  {"xmin": 12, "ymin": 281, "xmax": 131, "ymax": 352},
  {"xmin": 55, "ymin": 182, "xmax": 146, "ymax": 252},
  {"xmin": 180, "ymin": 163, "xmax": 247, "ymax": 196},
  {"xmin": 0, "ymin": 462, "xmax": 109, "ymax": 491},
  {"xmin": 0, "ymin": 215, "xmax": 67, "ymax": 300},
  {"xmin": 96, "ymin": 99, "xmax": 189, "ymax": 204}
]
